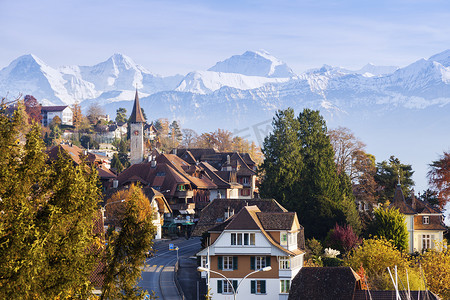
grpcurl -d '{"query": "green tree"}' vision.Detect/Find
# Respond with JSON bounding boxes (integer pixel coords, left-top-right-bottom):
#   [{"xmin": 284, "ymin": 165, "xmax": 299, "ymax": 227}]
[
  {"xmin": 101, "ymin": 184, "xmax": 156, "ymax": 300},
  {"xmin": 296, "ymin": 109, "xmax": 360, "ymax": 238},
  {"xmin": 111, "ymin": 152, "xmax": 125, "ymax": 173},
  {"xmin": 0, "ymin": 105, "xmax": 101, "ymax": 299},
  {"xmin": 259, "ymin": 108, "xmax": 302, "ymax": 212},
  {"xmin": 116, "ymin": 107, "xmax": 128, "ymax": 123},
  {"xmin": 366, "ymin": 206, "xmax": 408, "ymax": 252},
  {"xmin": 260, "ymin": 108, "xmax": 360, "ymax": 239},
  {"xmin": 375, "ymin": 156, "xmax": 414, "ymax": 203}
]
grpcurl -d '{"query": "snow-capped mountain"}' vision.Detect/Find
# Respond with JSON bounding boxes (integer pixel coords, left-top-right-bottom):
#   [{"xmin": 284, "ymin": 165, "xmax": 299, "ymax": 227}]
[
  {"xmin": 1, "ymin": 49, "xmax": 450, "ymax": 121},
  {"xmin": 0, "ymin": 53, "xmax": 183, "ymax": 105},
  {"xmin": 208, "ymin": 50, "xmax": 296, "ymax": 78}
]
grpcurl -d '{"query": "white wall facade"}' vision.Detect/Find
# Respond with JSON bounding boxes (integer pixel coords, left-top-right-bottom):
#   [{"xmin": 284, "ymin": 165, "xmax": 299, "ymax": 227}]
[{"xmin": 209, "ymin": 278, "xmax": 288, "ymax": 300}]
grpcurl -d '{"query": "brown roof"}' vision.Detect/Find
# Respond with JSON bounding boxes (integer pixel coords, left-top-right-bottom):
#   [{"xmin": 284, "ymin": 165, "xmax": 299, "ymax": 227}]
[
  {"xmin": 47, "ymin": 144, "xmax": 85, "ymax": 165},
  {"xmin": 257, "ymin": 212, "xmax": 298, "ymax": 230},
  {"xmin": 97, "ymin": 165, "xmax": 117, "ymax": 179},
  {"xmin": 288, "ymin": 267, "xmax": 361, "ymax": 300},
  {"xmin": 220, "ymin": 206, "xmax": 303, "ymax": 256},
  {"xmin": 389, "ymin": 184, "xmax": 416, "ymax": 214},
  {"xmin": 129, "ymin": 89, "xmax": 146, "ymax": 123},
  {"xmin": 41, "ymin": 105, "xmax": 69, "ymax": 112},
  {"xmin": 414, "ymin": 215, "xmax": 447, "ymax": 231},
  {"xmin": 192, "ymin": 198, "xmax": 287, "ymax": 237}
]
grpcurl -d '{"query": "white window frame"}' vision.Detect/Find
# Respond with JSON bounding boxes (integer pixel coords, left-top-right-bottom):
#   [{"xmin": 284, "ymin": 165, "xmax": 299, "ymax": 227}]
[
  {"xmin": 423, "ymin": 216, "xmax": 429, "ymax": 224},
  {"xmin": 279, "ymin": 256, "xmax": 290, "ymax": 270},
  {"xmin": 231, "ymin": 232, "xmax": 255, "ymax": 246},
  {"xmin": 223, "ymin": 280, "xmax": 233, "ymax": 294},
  {"xmin": 280, "ymin": 279, "xmax": 291, "ymax": 293},
  {"xmin": 255, "ymin": 256, "xmax": 266, "ymax": 269},
  {"xmin": 422, "ymin": 234, "xmax": 431, "ymax": 250},
  {"xmin": 201, "ymin": 256, "xmax": 208, "ymax": 268},
  {"xmin": 223, "ymin": 256, "xmax": 233, "ymax": 271}
]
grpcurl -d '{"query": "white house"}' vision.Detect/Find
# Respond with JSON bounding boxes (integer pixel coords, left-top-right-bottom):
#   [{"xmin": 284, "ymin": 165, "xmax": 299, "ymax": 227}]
[
  {"xmin": 197, "ymin": 205, "xmax": 305, "ymax": 300},
  {"xmin": 41, "ymin": 105, "xmax": 73, "ymax": 126}
]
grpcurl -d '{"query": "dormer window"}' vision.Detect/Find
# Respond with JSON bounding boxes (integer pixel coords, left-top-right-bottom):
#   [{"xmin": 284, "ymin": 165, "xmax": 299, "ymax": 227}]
[
  {"xmin": 281, "ymin": 232, "xmax": 288, "ymax": 246},
  {"xmin": 423, "ymin": 216, "xmax": 429, "ymax": 224},
  {"xmin": 231, "ymin": 233, "xmax": 255, "ymax": 246}
]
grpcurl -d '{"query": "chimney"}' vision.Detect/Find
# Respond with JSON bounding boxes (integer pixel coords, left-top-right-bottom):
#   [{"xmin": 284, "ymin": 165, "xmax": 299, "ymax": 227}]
[
  {"xmin": 173, "ymin": 148, "xmax": 177, "ymax": 155},
  {"xmin": 151, "ymin": 160, "xmax": 157, "ymax": 168},
  {"xmin": 112, "ymin": 179, "xmax": 118, "ymax": 189}
]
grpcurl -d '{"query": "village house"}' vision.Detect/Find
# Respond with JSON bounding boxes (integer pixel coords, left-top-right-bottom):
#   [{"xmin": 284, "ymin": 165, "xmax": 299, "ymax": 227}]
[
  {"xmin": 176, "ymin": 148, "xmax": 258, "ymax": 199},
  {"xmin": 41, "ymin": 105, "xmax": 73, "ymax": 126},
  {"xmin": 196, "ymin": 205, "xmax": 305, "ymax": 300},
  {"xmin": 389, "ymin": 184, "xmax": 447, "ymax": 253}
]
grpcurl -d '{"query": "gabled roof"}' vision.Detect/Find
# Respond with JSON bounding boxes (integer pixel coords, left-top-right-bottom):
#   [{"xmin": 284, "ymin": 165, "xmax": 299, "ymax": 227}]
[
  {"xmin": 192, "ymin": 198, "xmax": 287, "ymax": 237},
  {"xmin": 129, "ymin": 89, "xmax": 146, "ymax": 123},
  {"xmin": 288, "ymin": 267, "xmax": 361, "ymax": 300},
  {"xmin": 219, "ymin": 206, "xmax": 302, "ymax": 256}
]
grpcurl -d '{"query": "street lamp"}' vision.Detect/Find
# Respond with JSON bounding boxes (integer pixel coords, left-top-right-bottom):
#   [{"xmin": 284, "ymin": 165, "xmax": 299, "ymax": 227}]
[
  {"xmin": 197, "ymin": 266, "xmax": 272, "ymax": 300},
  {"xmin": 104, "ymin": 199, "xmax": 125, "ymax": 208}
]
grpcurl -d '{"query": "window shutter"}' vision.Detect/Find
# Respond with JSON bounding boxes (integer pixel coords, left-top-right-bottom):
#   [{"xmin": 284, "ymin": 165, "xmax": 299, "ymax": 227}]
[
  {"xmin": 431, "ymin": 234, "xmax": 435, "ymax": 248},
  {"xmin": 233, "ymin": 256, "xmax": 238, "ymax": 270},
  {"xmin": 218, "ymin": 280, "xmax": 222, "ymax": 293},
  {"xmin": 250, "ymin": 280, "xmax": 256, "ymax": 294},
  {"xmin": 266, "ymin": 256, "xmax": 271, "ymax": 267},
  {"xmin": 261, "ymin": 280, "xmax": 266, "ymax": 294},
  {"xmin": 250, "ymin": 256, "xmax": 255, "ymax": 270},
  {"xmin": 218, "ymin": 256, "xmax": 223, "ymax": 270},
  {"xmin": 197, "ymin": 256, "xmax": 201, "ymax": 267},
  {"xmin": 232, "ymin": 280, "xmax": 238, "ymax": 292}
]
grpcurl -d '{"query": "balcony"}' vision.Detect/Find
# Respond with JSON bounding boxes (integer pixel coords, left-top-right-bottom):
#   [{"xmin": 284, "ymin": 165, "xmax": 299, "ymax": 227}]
[{"xmin": 174, "ymin": 190, "xmax": 194, "ymax": 198}]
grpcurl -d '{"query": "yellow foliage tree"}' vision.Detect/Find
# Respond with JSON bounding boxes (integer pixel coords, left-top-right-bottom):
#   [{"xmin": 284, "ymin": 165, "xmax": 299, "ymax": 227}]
[
  {"xmin": 345, "ymin": 238, "xmax": 423, "ymax": 290},
  {"xmin": 420, "ymin": 243, "xmax": 450, "ymax": 299}
]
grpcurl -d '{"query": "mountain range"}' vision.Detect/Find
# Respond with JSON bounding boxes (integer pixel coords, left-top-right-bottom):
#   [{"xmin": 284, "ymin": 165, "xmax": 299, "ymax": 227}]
[{"xmin": 1, "ymin": 49, "xmax": 450, "ymax": 195}]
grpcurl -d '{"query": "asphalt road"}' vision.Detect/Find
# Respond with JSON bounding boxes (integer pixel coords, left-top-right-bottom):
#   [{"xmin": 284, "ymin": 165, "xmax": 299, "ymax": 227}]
[{"xmin": 139, "ymin": 237, "xmax": 202, "ymax": 299}]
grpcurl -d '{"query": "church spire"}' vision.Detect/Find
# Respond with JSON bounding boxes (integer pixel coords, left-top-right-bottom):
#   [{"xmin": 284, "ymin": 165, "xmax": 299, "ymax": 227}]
[{"xmin": 129, "ymin": 88, "xmax": 146, "ymax": 123}]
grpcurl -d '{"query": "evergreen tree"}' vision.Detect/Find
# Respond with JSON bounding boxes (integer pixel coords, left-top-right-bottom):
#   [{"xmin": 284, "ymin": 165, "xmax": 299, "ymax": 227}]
[
  {"xmin": 260, "ymin": 108, "xmax": 360, "ymax": 240},
  {"xmin": 375, "ymin": 155, "xmax": 414, "ymax": 203},
  {"xmin": 115, "ymin": 107, "xmax": 128, "ymax": 123},
  {"xmin": 259, "ymin": 108, "xmax": 302, "ymax": 211},
  {"xmin": 111, "ymin": 152, "xmax": 125, "ymax": 173},
  {"xmin": 366, "ymin": 206, "xmax": 409, "ymax": 252},
  {"xmin": 101, "ymin": 184, "xmax": 156, "ymax": 300},
  {"xmin": 169, "ymin": 120, "xmax": 182, "ymax": 148}
]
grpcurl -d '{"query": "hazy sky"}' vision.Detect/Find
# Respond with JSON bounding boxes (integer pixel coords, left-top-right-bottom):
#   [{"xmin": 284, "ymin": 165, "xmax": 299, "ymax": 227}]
[{"xmin": 1, "ymin": 0, "xmax": 450, "ymax": 75}]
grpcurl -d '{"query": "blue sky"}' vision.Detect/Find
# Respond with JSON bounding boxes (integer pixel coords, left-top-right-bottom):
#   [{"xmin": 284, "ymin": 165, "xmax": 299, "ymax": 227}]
[{"xmin": 1, "ymin": 0, "xmax": 450, "ymax": 75}]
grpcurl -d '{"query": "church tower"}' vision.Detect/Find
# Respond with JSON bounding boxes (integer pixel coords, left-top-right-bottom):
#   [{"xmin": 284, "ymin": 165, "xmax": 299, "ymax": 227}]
[{"xmin": 129, "ymin": 89, "xmax": 146, "ymax": 165}]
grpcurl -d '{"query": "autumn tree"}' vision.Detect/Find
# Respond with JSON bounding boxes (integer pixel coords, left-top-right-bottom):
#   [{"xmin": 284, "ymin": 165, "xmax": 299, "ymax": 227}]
[
  {"xmin": 87, "ymin": 103, "xmax": 104, "ymax": 125},
  {"xmin": 328, "ymin": 126, "xmax": 366, "ymax": 179},
  {"xmin": 345, "ymin": 238, "xmax": 422, "ymax": 290},
  {"xmin": 23, "ymin": 94, "xmax": 42, "ymax": 124},
  {"xmin": 101, "ymin": 184, "xmax": 156, "ymax": 299},
  {"xmin": 366, "ymin": 206, "xmax": 408, "ymax": 252},
  {"xmin": 375, "ymin": 156, "xmax": 414, "ymax": 204},
  {"xmin": 72, "ymin": 101, "xmax": 83, "ymax": 129},
  {"xmin": 420, "ymin": 244, "xmax": 450, "ymax": 299},
  {"xmin": 0, "ymin": 105, "xmax": 101, "ymax": 298},
  {"xmin": 428, "ymin": 151, "xmax": 450, "ymax": 209},
  {"xmin": 181, "ymin": 128, "xmax": 198, "ymax": 148},
  {"xmin": 326, "ymin": 223, "xmax": 361, "ymax": 254}
]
